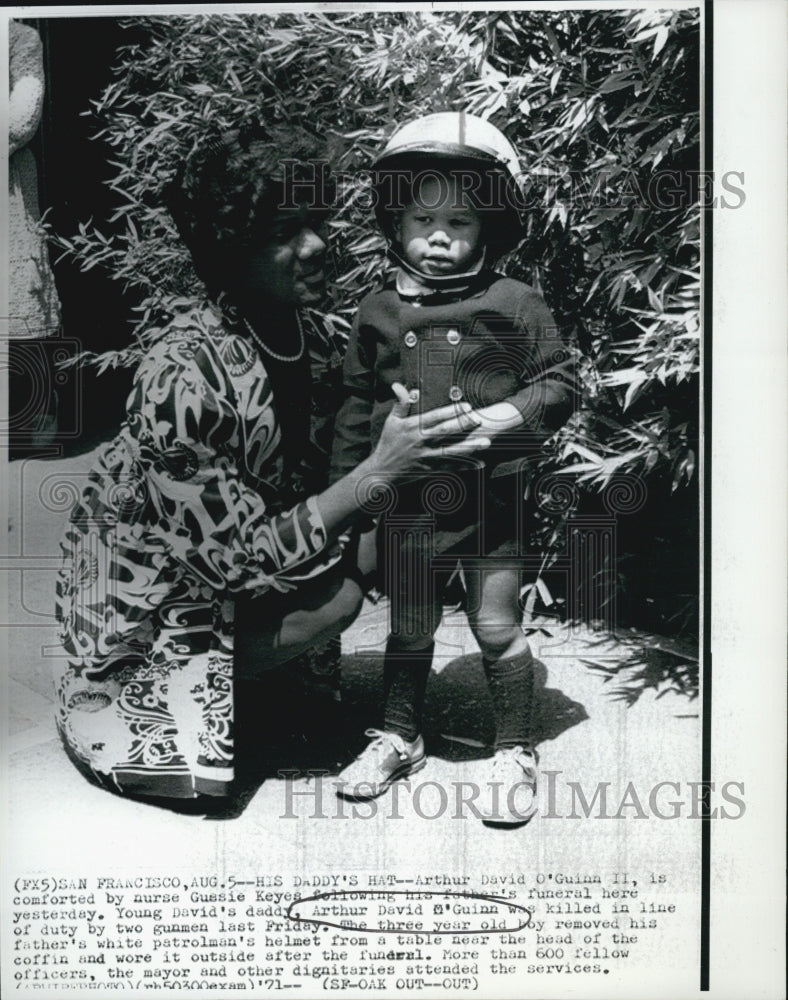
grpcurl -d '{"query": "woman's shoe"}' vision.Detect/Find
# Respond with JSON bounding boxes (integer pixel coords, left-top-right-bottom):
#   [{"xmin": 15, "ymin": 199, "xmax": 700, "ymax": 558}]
[
  {"xmin": 335, "ymin": 729, "xmax": 426, "ymax": 800},
  {"xmin": 479, "ymin": 746, "xmax": 539, "ymax": 827}
]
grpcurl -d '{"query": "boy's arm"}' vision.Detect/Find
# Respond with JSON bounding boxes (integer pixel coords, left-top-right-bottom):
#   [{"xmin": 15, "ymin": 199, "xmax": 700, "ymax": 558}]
[
  {"xmin": 472, "ymin": 288, "xmax": 579, "ymax": 444},
  {"xmin": 329, "ymin": 310, "xmax": 376, "ymax": 483}
]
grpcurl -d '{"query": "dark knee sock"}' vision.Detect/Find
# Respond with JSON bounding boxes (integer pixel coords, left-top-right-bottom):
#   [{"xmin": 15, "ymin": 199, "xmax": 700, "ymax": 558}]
[
  {"xmin": 383, "ymin": 639, "xmax": 434, "ymax": 742},
  {"xmin": 483, "ymin": 648, "xmax": 534, "ymax": 751}
]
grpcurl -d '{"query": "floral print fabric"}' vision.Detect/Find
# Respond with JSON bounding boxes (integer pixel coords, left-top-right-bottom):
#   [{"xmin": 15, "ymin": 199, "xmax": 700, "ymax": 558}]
[{"xmin": 55, "ymin": 300, "xmax": 336, "ymax": 798}]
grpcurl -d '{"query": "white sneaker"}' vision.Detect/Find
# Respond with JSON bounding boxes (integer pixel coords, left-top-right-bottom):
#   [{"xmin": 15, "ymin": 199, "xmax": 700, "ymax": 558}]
[
  {"xmin": 479, "ymin": 746, "xmax": 538, "ymax": 826},
  {"xmin": 335, "ymin": 729, "xmax": 426, "ymax": 800}
]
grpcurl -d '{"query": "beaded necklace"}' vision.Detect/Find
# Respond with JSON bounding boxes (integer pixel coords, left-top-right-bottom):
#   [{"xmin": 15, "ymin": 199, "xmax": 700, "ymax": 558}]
[{"xmin": 242, "ymin": 310, "xmax": 305, "ymax": 363}]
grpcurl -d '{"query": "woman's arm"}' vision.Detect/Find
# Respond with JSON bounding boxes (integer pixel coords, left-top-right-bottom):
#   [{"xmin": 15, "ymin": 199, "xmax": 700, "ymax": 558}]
[
  {"xmin": 127, "ymin": 338, "xmax": 329, "ymax": 594},
  {"xmin": 129, "ymin": 334, "xmax": 485, "ymax": 596}
]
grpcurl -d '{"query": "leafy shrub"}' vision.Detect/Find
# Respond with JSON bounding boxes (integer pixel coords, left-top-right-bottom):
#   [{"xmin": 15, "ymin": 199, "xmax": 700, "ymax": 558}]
[
  {"xmin": 467, "ymin": 8, "xmax": 700, "ymax": 494},
  {"xmin": 54, "ymin": 10, "xmax": 700, "ymax": 636}
]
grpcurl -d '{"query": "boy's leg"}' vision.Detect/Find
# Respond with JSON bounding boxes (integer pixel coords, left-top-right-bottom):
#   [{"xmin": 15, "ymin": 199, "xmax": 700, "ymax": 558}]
[
  {"xmin": 465, "ymin": 564, "xmax": 538, "ymax": 824},
  {"xmin": 466, "ymin": 563, "xmax": 530, "ymax": 667},
  {"xmin": 383, "ymin": 541, "xmax": 445, "ymax": 740},
  {"xmin": 466, "ymin": 565, "xmax": 534, "ymax": 749},
  {"xmin": 336, "ymin": 538, "xmax": 445, "ymax": 800},
  {"xmin": 382, "ymin": 634, "xmax": 436, "ymax": 741}
]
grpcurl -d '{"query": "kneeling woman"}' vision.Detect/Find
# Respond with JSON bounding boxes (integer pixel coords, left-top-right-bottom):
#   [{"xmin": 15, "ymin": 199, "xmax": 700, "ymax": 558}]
[{"xmin": 54, "ymin": 130, "xmax": 486, "ymax": 802}]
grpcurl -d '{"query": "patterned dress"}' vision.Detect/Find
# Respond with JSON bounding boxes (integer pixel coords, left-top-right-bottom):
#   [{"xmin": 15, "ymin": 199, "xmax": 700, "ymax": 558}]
[{"xmin": 54, "ymin": 300, "xmax": 339, "ymax": 799}]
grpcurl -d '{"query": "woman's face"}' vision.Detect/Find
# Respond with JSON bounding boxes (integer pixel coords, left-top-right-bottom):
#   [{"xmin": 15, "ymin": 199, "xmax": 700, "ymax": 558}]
[{"xmin": 234, "ymin": 204, "xmax": 328, "ymax": 306}]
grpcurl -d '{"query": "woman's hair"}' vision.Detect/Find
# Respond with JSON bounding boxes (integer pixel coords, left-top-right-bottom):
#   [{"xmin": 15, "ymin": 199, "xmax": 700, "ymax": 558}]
[
  {"xmin": 165, "ymin": 124, "xmax": 333, "ymax": 295},
  {"xmin": 164, "ymin": 126, "xmax": 336, "ymax": 476}
]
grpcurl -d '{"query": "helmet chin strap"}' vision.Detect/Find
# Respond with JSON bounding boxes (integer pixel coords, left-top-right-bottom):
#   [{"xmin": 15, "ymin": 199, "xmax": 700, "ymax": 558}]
[{"xmin": 388, "ymin": 245, "xmax": 487, "ymax": 293}]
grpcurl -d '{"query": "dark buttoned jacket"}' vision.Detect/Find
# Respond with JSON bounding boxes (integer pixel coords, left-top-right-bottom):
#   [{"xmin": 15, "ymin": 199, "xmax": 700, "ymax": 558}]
[{"xmin": 330, "ymin": 270, "xmax": 578, "ymax": 485}]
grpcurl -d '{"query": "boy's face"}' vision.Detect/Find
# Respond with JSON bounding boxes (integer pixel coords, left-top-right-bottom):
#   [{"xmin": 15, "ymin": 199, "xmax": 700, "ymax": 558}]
[{"xmin": 394, "ymin": 175, "xmax": 483, "ymax": 277}]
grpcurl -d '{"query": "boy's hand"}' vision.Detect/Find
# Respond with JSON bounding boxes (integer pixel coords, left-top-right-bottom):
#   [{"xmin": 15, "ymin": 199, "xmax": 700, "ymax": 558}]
[{"xmin": 465, "ymin": 401, "xmax": 524, "ymax": 441}]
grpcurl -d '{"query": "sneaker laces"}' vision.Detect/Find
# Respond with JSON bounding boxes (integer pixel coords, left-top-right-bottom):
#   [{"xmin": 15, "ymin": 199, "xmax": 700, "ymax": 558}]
[
  {"xmin": 491, "ymin": 746, "xmax": 538, "ymax": 784},
  {"xmin": 362, "ymin": 728, "xmax": 411, "ymax": 761}
]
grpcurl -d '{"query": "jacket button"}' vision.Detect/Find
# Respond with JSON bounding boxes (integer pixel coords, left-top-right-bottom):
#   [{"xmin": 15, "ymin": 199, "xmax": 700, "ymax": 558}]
[
  {"xmin": 446, "ymin": 328, "xmax": 461, "ymax": 345},
  {"xmin": 449, "ymin": 385, "xmax": 464, "ymax": 402},
  {"xmin": 408, "ymin": 388, "xmax": 420, "ymax": 403},
  {"xmin": 404, "ymin": 331, "xmax": 418, "ymax": 348}
]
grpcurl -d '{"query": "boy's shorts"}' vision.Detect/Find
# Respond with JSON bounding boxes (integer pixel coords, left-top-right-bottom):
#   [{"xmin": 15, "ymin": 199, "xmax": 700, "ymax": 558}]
[{"xmin": 372, "ymin": 466, "xmax": 527, "ymax": 634}]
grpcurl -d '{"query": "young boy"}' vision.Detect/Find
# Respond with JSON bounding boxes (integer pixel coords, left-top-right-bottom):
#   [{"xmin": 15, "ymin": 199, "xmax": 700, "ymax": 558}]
[{"xmin": 330, "ymin": 112, "xmax": 577, "ymax": 824}]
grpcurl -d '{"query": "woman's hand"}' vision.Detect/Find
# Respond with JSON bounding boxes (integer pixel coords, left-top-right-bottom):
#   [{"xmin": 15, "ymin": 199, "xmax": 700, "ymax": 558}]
[
  {"xmin": 367, "ymin": 382, "xmax": 491, "ymax": 480},
  {"xmin": 312, "ymin": 385, "xmax": 491, "ymax": 544}
]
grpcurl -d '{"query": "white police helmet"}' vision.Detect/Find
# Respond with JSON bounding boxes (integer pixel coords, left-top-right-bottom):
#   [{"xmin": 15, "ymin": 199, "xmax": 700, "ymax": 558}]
[{"xmin": 371, "ymin": 111, "xmax": 525, "ymax": 257}]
